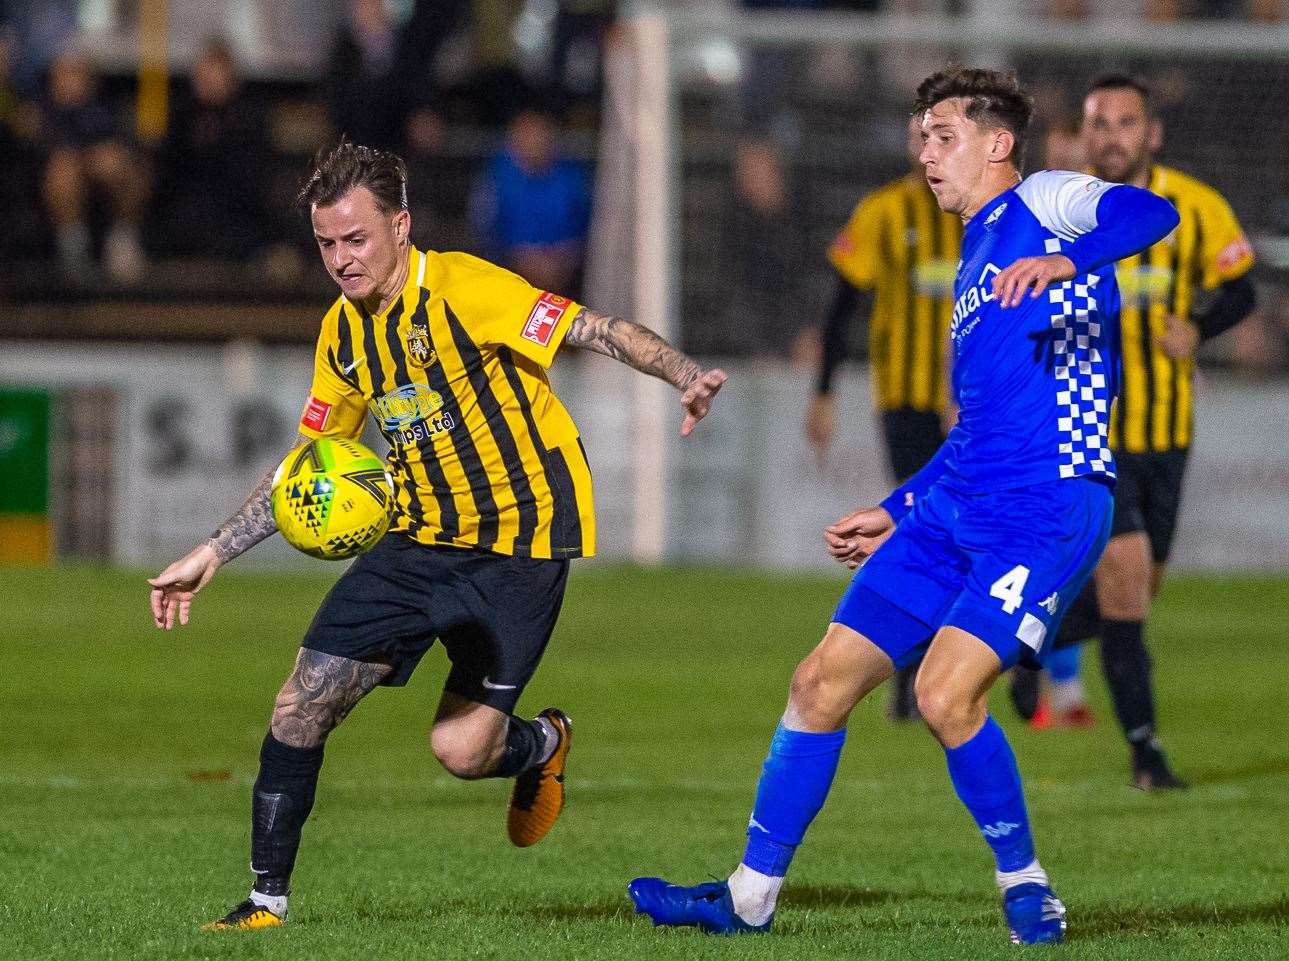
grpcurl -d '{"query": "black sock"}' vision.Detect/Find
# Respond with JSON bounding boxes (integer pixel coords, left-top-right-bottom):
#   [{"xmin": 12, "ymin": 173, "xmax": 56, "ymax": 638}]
[
  {"xmin": 250, "ymin": 732, "xmax": 326, "ymax": 897},
  {"xmin": 1098, "ymin": 619, "xmax": 1157, "ymax": 756},
  {"xmin": 491, "ymin": 717, "xmax": 549, "ymax": 778},
  {"xmin": 1054, "ymin": 582, "xmax": 1101, "ymax": 648}
]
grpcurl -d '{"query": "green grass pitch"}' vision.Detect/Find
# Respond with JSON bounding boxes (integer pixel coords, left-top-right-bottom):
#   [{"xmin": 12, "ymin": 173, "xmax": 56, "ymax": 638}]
[{"xmin": 1, "ymin": 564, "xmax": 1286, "ymax": 960}]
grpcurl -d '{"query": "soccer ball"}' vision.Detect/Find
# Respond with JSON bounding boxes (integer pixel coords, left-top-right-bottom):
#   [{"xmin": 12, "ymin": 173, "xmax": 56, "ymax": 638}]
[{"xmin": 270, "ymin": 438, "xmax": 393, "ymax": 560}]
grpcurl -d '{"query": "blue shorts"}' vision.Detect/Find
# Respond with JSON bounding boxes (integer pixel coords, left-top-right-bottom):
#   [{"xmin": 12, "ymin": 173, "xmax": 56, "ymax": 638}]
[{"xmin": 833, "ymin": 477, "xmax": 1113, "ymax": 670}]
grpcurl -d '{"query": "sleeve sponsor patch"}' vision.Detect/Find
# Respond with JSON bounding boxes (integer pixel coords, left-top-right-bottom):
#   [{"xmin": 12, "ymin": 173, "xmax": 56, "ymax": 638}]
[
  {"xmin": 301, "ymin": 395, "xmax": 332, "ymax": 432},
  {"xmin": 522, "ymin": 292, "xmax": 571, "ymax": 347},
  {"xmin": 1216, "ymin": 235, "xmax": 1253, "ymax": 273}
]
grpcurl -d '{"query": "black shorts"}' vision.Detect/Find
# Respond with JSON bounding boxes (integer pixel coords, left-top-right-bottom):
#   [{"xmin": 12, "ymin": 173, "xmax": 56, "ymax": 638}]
[
  {"xmin": 302, "ymin": 534, "xmax": 569, "ymax": 714},
  {"xmin": 880, "ymin": 407, "xmax": 945, "ymax": 484},
  {"xmin": 1110, "ymin": 449, "xmax": 1190, "ymax": 563}
]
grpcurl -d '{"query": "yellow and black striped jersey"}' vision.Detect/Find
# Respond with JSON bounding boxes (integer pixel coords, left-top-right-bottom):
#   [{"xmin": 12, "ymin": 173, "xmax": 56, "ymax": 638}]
[
  {"xmin": 828, "ymin": 173, "xmax": 962, "ymax": 412},
  {"xmin": 1112, "ymin": 165, "xmax": 1254, "ymax": 453},
  {"xmin": 299, "ymin": 247, "xmax": 595, "ymax": 559}
]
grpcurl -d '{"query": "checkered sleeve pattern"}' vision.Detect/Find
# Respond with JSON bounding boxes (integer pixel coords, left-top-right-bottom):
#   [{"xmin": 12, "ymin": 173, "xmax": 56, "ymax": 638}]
[{"xmin": 1046, "ymin": 240, "xmax": 1115, "ymax": 482}]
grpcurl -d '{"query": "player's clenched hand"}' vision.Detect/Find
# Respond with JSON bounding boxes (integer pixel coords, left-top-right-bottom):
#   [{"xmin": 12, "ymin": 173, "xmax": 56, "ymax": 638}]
[
  {"xmin": 805, "ymin": 393, "xmax": 836, "ymax": 467},
  {"xmin": 680, "ymin": 368, "xmax": 728, "ymax": 436},
  {"xmin": 824, "ymin": 506, "xmax": 895, "ymax": 569},
  {"xmin": 991, "ymin": 254, "xmax": 1076, "ymax": 309},
  {"xmin": 148, "ymin": 544, "xmax": 222, "ymax": 630},
  {"xmin": 1155, "ymin": 314, "xmax": 1199, "ymax": 360}
]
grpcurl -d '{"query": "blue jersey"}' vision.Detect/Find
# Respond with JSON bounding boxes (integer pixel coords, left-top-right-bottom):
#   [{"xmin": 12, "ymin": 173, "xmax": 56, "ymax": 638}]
[
  {"xmin": 943, "ymin": 171, "xmax": 1123, "ymax": 491},
  {"xmin": 855, "ymin": 172, "xmax": 1176, "ymax": 665}
]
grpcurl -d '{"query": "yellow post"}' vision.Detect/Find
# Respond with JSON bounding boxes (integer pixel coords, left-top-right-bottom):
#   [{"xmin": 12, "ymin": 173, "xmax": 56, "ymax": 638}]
[{"xmin": 136, "ymin": 0, "xmax": 169, "ymax": 142}]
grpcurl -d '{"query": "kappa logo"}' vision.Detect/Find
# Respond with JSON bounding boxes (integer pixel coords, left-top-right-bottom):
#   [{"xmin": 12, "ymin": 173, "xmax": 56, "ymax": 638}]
[
  {"xmin": 1039, "ymin": 592, "xmax": 1060, "ymax": 615},
  {"xmin": 981, "ymin": 820, "xmax": 1022, "ymax": 839},
  {"xmin": 522, "ymin": 292, "xmax": 571, "ymax": 347}
]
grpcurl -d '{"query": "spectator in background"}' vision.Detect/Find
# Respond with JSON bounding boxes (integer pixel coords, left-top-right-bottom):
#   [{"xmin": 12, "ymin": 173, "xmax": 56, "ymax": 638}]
[
  {"xmin": 722, "ymin": 136, "xmax": 812, "ymax": 359},
  {"xmin": 468, "ymin": 0, "xmax": 526, "ymax": 126},
  {"xmin": 469, "ymin": 103, "xmax": 591, "ymax": 296},
  {"xmin": 0, "ymin": 25, "xmax": 45, "ymax": 260},
  {"xmin": 156, "ymin": 39, "xmax": 275, "ymax": 260},
  {"xmin": 40, "ymin": 47, "xmax": 148, "ymax": 282},
  {"xmin": 323, "ymin": 0, "xmax": 403, "ymax": 150},
  {"xmin": 547, "ymin": 0, "xmax": 616, "ymax": 101},
  {"xmin": 1041, "ymin": 114, "xmax": 1087, "ymax": 171},
  {"xmin": 404, "ymin": 104, "xmax": 474, "ymax": 254},
  {"xmin": 0, "ymin": 0, "xmax": 78, "ymax": 95}
]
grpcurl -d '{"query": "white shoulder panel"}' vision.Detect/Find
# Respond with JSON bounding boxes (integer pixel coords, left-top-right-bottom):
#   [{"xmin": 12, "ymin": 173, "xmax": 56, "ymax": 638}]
[{"xmin": 1015, "ymin": 170, "xmax": 1118, "ymax": 241}]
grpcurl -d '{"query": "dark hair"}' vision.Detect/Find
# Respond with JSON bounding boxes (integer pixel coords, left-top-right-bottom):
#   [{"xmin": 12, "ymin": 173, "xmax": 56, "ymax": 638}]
[
  {"xmin": 914, "ymin": 67, "xmax": 1034, "ymax": 166},
  {"xmin": 1085, "ymin": 74, "xmax": 1154, "ymax": 116},
  {"xmin": 296, "ymin": 137, "xmax": 408, "ymax": 214}
]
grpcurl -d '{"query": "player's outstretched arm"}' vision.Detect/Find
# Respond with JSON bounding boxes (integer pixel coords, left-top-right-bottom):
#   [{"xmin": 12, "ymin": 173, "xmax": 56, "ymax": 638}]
[
  {"xmin": 564, "ymin": 307, "xmax": 727, "ymax": 436},
  {"xmin": 147, "ymin": 452, "xmax": 285, "ymax": 630},
  {"xmin": 993, "ymin": 180, "xmax": 1179, "ymax": 307}
]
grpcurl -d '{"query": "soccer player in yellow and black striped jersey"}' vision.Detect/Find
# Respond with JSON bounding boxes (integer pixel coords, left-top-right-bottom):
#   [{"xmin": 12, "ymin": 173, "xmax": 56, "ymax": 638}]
[
  {"xmin": 148, "ymin": 140, "xmax": 727, "ymax": 930},
  {"xmin": 804, "ymin": 117, "xmax": 962, "ymax": 719},
  {"xmin": 1056, "ymin": 75, "xmax": 1256, "ymax": 789}
]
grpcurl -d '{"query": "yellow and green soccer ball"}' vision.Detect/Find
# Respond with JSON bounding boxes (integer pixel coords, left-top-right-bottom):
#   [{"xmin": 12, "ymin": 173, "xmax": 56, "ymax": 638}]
[{"xmin": 271, "ymin": 438, "xmax": 393, "ymax": 560}]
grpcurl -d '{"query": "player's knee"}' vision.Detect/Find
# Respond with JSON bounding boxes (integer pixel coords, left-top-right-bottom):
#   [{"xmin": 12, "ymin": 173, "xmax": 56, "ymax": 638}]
[
  {"xmin": 788, "ymin": 655, "xmax": 847, "ymax": 727},
  {"xmin": 268, "ymin": 703, "xmax": 331, "ymax": 750},
  {"xmin": 914, "ymin": 680, "xmax": 980, "ymax": 746},
  {"xmin": 429, "ymin": 727, "xmax": 497, "ymax": 780},
  {"xmin": 1096, "ymin": 537, "xmax": 1151, "ymax": 619}
]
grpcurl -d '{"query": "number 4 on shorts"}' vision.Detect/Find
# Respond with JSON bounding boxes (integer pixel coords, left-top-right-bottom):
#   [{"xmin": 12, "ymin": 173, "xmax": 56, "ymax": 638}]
[{"xmin": 990, "ymin": 565, "xmax": 1030, "ymax": 614}]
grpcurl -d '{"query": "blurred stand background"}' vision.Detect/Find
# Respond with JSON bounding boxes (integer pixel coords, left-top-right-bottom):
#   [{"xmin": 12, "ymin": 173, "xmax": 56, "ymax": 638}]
[{"xmin": 2, "ymin": 0, "xmax": 1287, "ymax": 569}]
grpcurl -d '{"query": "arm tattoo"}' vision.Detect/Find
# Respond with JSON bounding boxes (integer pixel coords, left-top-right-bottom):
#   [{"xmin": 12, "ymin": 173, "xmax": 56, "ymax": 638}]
[
  {"xmin": 204, "ymin": 465, "xmax": 278, "ymax": 564},
  {"xmin": 565, "ymin": 307, "xmax": 702, "ymax": 391},
  {"xmin": 270, "ymin": 649, "xmax": 394, "ymax": 748}
]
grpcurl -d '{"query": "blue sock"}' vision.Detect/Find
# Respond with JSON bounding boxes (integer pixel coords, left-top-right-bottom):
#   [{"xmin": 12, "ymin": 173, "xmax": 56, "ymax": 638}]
[
  {"xmin": 1045, "ymin": 644, "xmax": 1082, "ymax": 684},
  {"xmin": 944, "ymin": 716, "xmax": 1037, "ymax": 872},
  {"xmin": 741, "ymin": 723, "xmax": 847, "ymax": 877}
]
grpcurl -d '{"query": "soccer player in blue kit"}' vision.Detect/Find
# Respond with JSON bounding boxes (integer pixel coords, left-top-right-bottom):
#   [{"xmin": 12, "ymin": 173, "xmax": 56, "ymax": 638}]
[{"xmin": 628, "ymin": 68, "xmax": 1179, "ymax": 945}]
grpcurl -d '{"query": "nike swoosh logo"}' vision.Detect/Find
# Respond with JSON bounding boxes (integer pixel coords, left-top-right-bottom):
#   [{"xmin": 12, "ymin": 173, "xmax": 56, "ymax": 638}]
[
  {"xmin": 341, "ymin": 355, "xmax": 365, "ymax": 375},
  {"xmin": 481, "ymin": 677, "xmax": 517, "ymax": 691}
]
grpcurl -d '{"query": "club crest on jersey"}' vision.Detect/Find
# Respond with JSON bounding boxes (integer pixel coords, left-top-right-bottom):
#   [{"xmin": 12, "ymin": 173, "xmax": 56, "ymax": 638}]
[{"xmin": 405, "ymin": 323, "xmax": 437, "ymax": 368}]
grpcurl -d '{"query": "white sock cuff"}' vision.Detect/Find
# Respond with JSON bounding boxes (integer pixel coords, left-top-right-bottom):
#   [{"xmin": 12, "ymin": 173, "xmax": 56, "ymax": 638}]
[
  {"xmin": 249, "ymin": 889, "xmax": 289, "ymax": 917},
  {"xmin": 995, "ymin": 859, "xmax": 1049, "ymax": 891}
]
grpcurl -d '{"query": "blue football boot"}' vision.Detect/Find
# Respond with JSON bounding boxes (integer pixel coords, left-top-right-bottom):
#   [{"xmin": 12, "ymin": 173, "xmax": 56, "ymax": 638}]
[
  {"xmin": 1003, "ymin": 882, "xmax": 1067, "ymax": 944},
  {"xmin": 627, "ymin": 877, "xmax": 772, "ymax": 935}
]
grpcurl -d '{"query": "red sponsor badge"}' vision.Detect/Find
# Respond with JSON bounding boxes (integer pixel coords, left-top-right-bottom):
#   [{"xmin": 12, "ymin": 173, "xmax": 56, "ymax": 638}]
[
  {"xmin": 522, "ymin": 292, "xmax": 571, "ymax": 347},
  {"xmin": 301, "ymin": 395, "xmax": 332, "ymax": 432},
  {"xmin": 1216, "ymin": 235, "xmax": 1253, "ymax": 273}
]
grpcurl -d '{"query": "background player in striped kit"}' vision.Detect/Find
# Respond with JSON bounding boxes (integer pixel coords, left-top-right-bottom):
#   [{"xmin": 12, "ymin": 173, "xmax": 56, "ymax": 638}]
[
  {"xmin": 1046, "ymin": 75, "xmax": 1256, "ymax": 789},
  {"xmin": 805, "ymin": 116, "xmax": 962, "ymax": 720}
]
